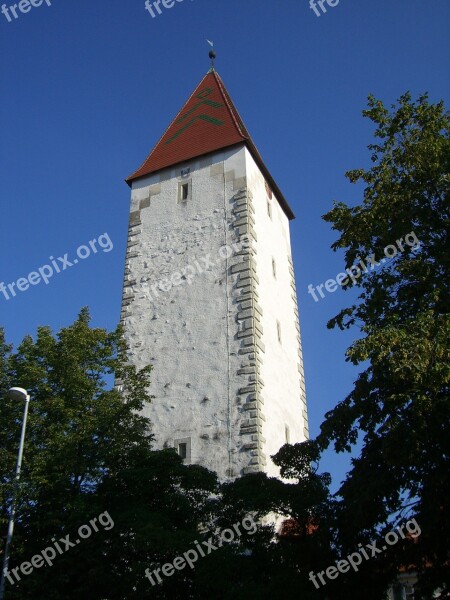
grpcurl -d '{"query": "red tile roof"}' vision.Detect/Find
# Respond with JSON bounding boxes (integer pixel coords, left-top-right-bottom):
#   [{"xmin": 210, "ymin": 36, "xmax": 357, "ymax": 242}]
[{"xmin": 126, "ymin": 70, "xmax": 295, "ymax": 220}]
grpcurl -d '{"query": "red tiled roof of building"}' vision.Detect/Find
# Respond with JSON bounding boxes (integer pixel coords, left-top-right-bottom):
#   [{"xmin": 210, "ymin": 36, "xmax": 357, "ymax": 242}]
[
  {"xmin": 126, "ymin": 70, "xmax": 295, "ymax": 220},
  {"xmin": 278, "ymin": 517, "xmax": 320, "ymax": 539}
]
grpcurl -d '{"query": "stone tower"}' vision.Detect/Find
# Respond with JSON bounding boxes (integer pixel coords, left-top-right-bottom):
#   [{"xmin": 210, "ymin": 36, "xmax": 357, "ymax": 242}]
[{"xmin": 120, "ymin": 67, "xmax": 308, "ymax": 479}]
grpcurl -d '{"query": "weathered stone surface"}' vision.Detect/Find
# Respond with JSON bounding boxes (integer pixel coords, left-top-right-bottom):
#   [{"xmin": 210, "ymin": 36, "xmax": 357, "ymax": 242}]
[{"xmin": 120, "ymin": 147, "xmax": 308, "ymax": 480}]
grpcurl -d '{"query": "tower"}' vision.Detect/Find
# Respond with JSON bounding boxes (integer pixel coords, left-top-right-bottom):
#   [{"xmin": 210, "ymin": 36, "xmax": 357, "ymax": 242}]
[{"xmin": 120, "ymin": 64, "xmax": 309, "ymax": 480}]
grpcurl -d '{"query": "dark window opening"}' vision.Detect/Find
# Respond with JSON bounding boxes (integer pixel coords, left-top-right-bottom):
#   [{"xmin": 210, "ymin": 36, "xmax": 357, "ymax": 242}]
[
  {"xmin": 178, "ymin": 443, "xmax": 187, "ymax": 459},
  {"xmin": 180, "ymin": 183, "xmax": 189, "ymax": 201}
]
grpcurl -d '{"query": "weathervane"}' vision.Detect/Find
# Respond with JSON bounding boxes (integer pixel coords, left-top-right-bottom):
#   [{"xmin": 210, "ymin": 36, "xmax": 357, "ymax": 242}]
[{"xmin": 207, "ymin": 40, "xmax": 216, "ymax": 69}]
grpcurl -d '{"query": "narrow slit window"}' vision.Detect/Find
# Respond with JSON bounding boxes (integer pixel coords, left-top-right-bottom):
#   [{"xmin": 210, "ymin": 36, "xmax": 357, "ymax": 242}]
[
  {"xmin": 178, "ymin": 180, "xmax": 191, "ymax": 203},
  {"xmin": 175, "ymin": 437, "xmax": 191, "ymax": 462},
  {"xmin": 180, "ymin": 183, "xmax": 189, "ymax": 201},
  {"xmin": 272, "ymin": 258, "xmax": 277, "ymax": 279},
  {"xmin": 267, "ymin": 200, "xmax": 272, "ymax": 219},
  {"xmin": 277, "ymin": 320, "xmax": 282, "ymax": 344},
  {"xmin": 285, "ymin": 425, "xmax": 290, "ymax": 444},
  {"xmin": 178, "ymin": 442, "xmax": 187, "ymax": 459}
]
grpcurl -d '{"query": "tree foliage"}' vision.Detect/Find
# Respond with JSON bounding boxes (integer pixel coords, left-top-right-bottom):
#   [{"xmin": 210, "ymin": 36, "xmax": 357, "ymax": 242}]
[
  {"xmin": 0, "ymin": 312, "xmax": 335, "ymax": 599},
  {"xmin": 315, "ymin": 92, "xmax": 450, "ymax": 596},
  {"xmin": 0, "ymin": 310, "xmax": 219, "ymax": 599}
]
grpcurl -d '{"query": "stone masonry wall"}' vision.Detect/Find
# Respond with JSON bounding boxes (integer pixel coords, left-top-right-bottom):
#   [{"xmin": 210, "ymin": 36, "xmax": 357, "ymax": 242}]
[{"xmin": 120, "ymin": 146, "xmax": 266, "ymax": 479}]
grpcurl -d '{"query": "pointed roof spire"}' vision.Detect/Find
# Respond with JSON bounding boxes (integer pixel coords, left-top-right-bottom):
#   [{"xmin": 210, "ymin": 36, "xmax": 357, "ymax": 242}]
[{"xmin": 126, "ymin": 69, "xmax": 294, "ymax": 219}]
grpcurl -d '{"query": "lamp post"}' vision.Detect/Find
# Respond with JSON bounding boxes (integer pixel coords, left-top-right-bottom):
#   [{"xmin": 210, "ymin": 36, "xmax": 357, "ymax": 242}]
[{"xmin": 0, "ymin": 388, "xmax": 31, "ymax": 600}]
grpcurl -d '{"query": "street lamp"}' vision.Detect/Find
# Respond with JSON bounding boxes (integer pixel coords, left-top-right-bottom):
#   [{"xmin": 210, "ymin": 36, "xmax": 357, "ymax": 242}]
[{"xmin": 0, "ymin": 387, "xmax": 30, "ymax": 600}]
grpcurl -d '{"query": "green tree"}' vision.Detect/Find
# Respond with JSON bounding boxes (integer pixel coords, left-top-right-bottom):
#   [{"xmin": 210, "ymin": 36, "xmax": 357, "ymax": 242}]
[
  {"xmin": 316, "ymin": 93, "xmax": 450, "ymax": 596},
  {"xmin": 181, "ymin": 442, "xmax": 338, "ymax": 600},
  {"xmin": 1, "ymin": 307, "xmax": 153, "ymax": 533},
  {"xmin": 0, "ymin": 309, "xmax": 340, "ymax": 599},
  {"xmin": 0, "ymin": 310, "xmax": 218, "ymax": 599}
]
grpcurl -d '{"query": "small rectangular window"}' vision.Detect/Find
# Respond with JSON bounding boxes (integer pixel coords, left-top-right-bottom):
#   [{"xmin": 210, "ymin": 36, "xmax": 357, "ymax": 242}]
[
  {"xmin": 178, "ymin": 180, "xmax": 191, "ymax": 203},
  {"xmin": 285, "ymin": 425, "xmax": 290, "ymax": 444},
  {"xmin": 277, "ymin": 320, "xmax": 282, "ymax": 344},
  {"xmin": 174, "ymin": 437, "xmax": 191, "ymax": 462},
  {"xmin": 272, "ymin": 258, "xmax": 277, "ymax": 279},
  {"xmin": 178, "ymin": 443, "xmax": 187, "ymax": 459},
  {"xmin": 267, "ymin": 200, "xmax": 272, "ymax": 219}
]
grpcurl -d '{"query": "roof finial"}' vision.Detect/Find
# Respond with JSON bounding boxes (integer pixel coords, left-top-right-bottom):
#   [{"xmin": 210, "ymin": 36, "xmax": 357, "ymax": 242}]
[{"xmin": 207, "ymin": 40, "xmax": 216, "ymax": 70}]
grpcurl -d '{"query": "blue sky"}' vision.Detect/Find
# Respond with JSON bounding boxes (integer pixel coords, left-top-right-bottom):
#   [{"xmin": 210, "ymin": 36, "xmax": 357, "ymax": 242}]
[{"xmin": 1, "ymin": 0, "xmax": 449, "ymax": 490}]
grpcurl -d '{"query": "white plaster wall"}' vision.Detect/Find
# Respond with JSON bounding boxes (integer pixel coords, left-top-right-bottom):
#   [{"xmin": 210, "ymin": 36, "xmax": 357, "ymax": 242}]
[
  {"xmin": 244, "ymin": 149, "xmax": 308, "ymax": 477},
  {"xmin": 122, "ymin": 144, "xmax": 307, "ymax": 480},
  {"xmin": 124, "ymin": 146, "xmax": 253, "ymax": 480}
]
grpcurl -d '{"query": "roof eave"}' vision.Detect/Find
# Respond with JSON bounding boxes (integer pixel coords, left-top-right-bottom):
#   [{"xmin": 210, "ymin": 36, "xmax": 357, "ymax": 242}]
[{"xmin": 126, "ymin": 142, "xmax": 295, "ymax": 221}]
